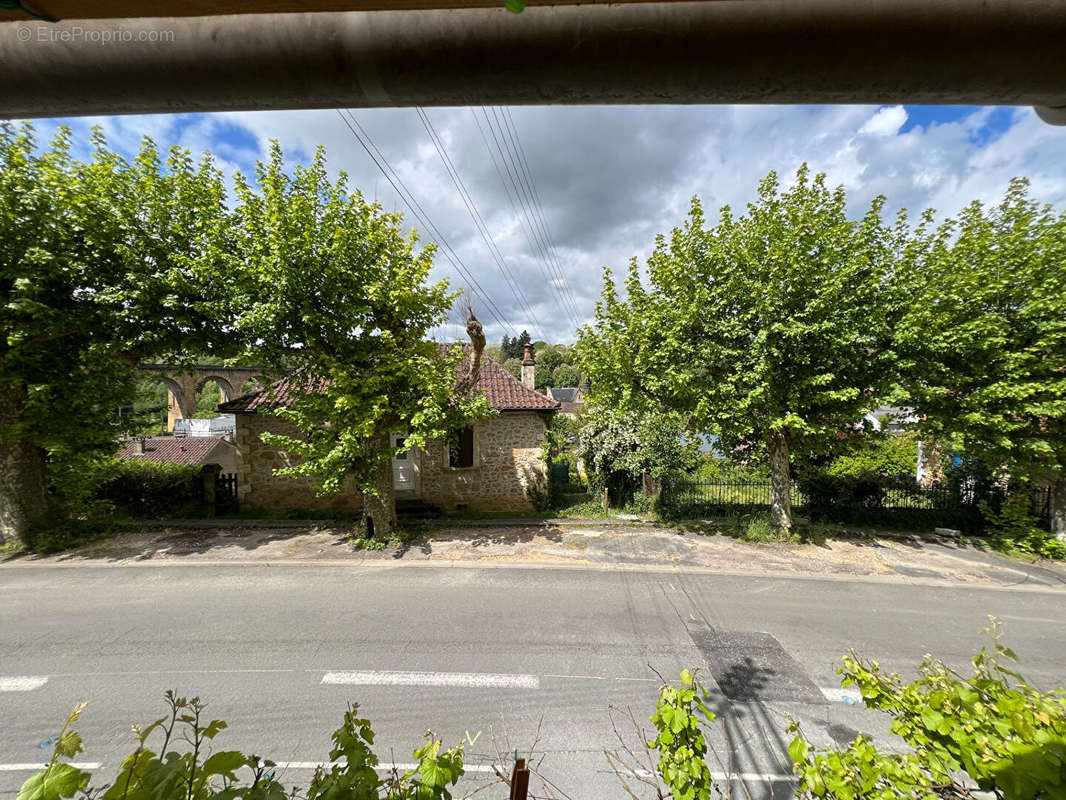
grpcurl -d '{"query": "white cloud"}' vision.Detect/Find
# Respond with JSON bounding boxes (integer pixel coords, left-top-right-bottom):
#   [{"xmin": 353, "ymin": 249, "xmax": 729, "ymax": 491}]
[
  {"xmin": 30, "ymin": 104, "xmax": 1066, "ymax": 343},
  {"xmin": 858, "ymin": 105, "xmax": 908, "ymax": 137}
]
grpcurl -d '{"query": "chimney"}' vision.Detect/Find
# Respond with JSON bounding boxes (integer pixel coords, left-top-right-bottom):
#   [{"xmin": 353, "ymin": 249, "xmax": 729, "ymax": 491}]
[
  {"xmin": 521, "ymin": 344, "xmax": 536, "ymax": 390},
  {"xmin": 133, "ymin": 436, "xmax": 147, "ymax": 455}
]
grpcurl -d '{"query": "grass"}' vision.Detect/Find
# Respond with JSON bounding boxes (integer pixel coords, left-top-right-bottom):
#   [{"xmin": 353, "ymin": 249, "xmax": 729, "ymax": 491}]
[
  {"xmin": 672, "ymin": 513, "xmax": 900, "ymax": 546},
  {"xmin": 349, "ymin": 520, "xmax": 427, "ymax": 551},
  {"xmin": 0, "ymin": 540, "xmax": 24, "ymax": 556}
]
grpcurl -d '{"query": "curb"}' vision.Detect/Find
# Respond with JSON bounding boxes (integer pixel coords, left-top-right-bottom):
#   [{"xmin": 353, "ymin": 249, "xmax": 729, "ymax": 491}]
[{"xmin": 4, "ymin": 554, "xmax": 1066, "ymax": 594}]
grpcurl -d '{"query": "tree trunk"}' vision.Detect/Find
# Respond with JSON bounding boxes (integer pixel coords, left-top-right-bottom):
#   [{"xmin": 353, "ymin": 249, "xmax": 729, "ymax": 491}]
[
  {"xmin": 0, "ymin": 382, "xmax": 51, "ymax": 549},
  {"xmin": 361, "ymin": 433, "xmax": 397, "ymax": 539},
  {"xmin": 1052, "ymin": 475, "xmax": 1066, "ymax": 543},
  {"xmin": 767, "ymin": 430, "xmax": 793, "ymax": 534}
]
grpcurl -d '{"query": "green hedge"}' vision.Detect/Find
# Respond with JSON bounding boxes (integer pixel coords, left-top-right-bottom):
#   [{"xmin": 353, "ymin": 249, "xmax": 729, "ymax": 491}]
[
  {"xmin": 795, "ymin": 471, "xmax": 994, "ymax": 533},
  {"xmin": 92, "ymin": 460, "xmax": 203, "ymax": 518}
]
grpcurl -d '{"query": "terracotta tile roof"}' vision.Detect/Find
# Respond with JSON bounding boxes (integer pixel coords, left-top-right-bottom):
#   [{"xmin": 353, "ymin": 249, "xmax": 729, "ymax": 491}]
[
  {"xmin": 475, "ymin": 352, "xmax": 560, "ymax": 411},
  {"xmin": 219, "ymin": 349, "xmax": 560, "ymax": 414},
  {"xmin": 217, "ymin": 371, "xmax": 331, "ymax": 413},
  {"xmin": 117, "ymin": 436, "xmax": 231, "ymax": 466}
]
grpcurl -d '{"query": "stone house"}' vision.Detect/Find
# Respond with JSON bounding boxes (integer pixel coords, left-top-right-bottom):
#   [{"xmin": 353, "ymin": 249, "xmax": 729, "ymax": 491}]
[{"xmin": 217, "ymin": 348, "xmax": 560, "ymax": 513}]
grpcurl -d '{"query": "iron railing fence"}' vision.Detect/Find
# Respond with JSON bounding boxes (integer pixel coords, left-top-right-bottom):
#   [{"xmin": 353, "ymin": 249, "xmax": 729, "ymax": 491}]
[{"xmin": 661, "ymin": 478, "xmax": 1053, "ymax": 534}]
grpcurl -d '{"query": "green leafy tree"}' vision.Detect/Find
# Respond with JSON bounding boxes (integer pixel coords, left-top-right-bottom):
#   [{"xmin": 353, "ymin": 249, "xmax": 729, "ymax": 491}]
[
  {"xmin": 579, "ymin": 406, "xmax": 696, "ymax": 504},
  {"xmin": 0, "ymin": 124, "xmax": 231, "ymax": 547},
  {"xmin": 512, "ymin": 329, "xmax": 531, "ymax": 360},
  {"xmin": 893, "ymin": 179, "xmax": 1066, "ymax": 537},
  {"xmin": 534, "ymin": 366, "xmax": 551, "ymax": 392},
  {"xmin": 194, "ymin": 380, "xmax": 221, "ymax": 418},
  {"xmin": 536, "ymin": 347, "xmax": 563, "ymax": 374},
  {"xmin": 552, "ymin": 365, "xmax": 582, "ymax": 388},
  {"xmin": 503, "ymin": 358, "xmax": 522, "ymax": 380},
  {"xmin": 227, "ymin": 144, "xmax": 491, "ymax": 536},
  {"xmin": 577, "ymin": 167, "xmax": 897, "ymax": 532},
  {"xmin": 24, "ymin": 693, "xmax": 466, "ymax": 800}
]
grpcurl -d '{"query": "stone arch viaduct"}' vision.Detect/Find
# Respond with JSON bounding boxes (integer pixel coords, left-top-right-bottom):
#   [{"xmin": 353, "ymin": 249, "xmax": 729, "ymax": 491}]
[{"xmin": 138, "ymin": 364, "xmax": 266, "ymax": 431}]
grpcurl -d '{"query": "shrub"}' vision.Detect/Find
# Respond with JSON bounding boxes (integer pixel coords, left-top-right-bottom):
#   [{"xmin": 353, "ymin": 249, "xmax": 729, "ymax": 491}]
[
  {"xmin": 91, "ymin": 459, "xmax": 203, "ymax": 518},
  {"xmin": 26, "ymin": 692, "xmax": 466, "ymax": 800},
  {"xmin": 982, "ymin": 493, "xmax": 1066, "ymax": 560},
  {"xmin": 788, "ymin": 619, "xmax": 1066, "ymax": 799},
  {"xmin": 620, "ymin": 490, "xmax": 654, "ymax": 515},
  {"xmin": 647, "ymin": 669, "xmax": 716, "ymax": 800},
  {"xmin": 824, "ymin": 432, "xmax": 919, "ymax": 481},
  {"xmin": 692, "ymin": 456, "xmax": 769, "ymax": 483},
  {"xmin": 579, "ymin": 409, "xmax": 696, "ymax": 506}
]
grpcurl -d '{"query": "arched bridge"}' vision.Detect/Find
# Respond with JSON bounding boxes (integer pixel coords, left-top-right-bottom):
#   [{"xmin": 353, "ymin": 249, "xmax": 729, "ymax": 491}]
[{"xmin": 138, "ymin": 364, "xmax": 266, "ymax": 431}]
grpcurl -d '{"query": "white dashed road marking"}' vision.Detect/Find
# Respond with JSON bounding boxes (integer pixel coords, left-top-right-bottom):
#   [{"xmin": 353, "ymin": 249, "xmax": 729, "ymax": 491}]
[
  {"xmin": 0, "ymin": 676, "xmax": 48, "ymax": 692},
  {"xmin": 631, "ymin": 767, "xmax": 793, "ymax": 782},
  {"xmin": 321, "ymin": 671, "xmax": 539, "ymax": 689},
  {"xmin": 272, "ymin": 762, "xmax": 499, "ymax": 773},
  {"xmin": 820, "ymin": 686, "xmax": 863, "ymax": 703}
]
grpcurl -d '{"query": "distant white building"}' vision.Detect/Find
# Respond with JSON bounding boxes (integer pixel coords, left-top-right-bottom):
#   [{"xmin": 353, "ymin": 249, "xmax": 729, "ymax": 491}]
[{"xmin": 172, "ymin": 415, "xmax": 236, "ymax": 439}]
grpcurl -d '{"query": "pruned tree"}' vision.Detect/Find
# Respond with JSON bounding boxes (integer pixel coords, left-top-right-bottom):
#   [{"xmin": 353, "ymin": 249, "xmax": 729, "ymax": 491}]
[
  {"xmin": 577, "ymin": 167, "xmax": 897, "ymax": 533},
  {"xmin": 0, "ymin": 124, "xmax": 231, "ymax": 547},
  {"xmin": 228, "ymin": 143, "xmax": 491, "ymax": 537},
  {"xmin": 894, "ymin": 179, "xmax": 1066, "ymax": 536}
]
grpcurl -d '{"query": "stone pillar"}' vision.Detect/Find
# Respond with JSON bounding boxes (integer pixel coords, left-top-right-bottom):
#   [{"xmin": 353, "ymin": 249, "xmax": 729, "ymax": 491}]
[
  {"xmin": 165, "ymin": 376, "xmax": 198, "ymax": 432},
  {"xmin": 916, "ymin": 439, "xmax": 944, "ymax": 487},
  {"xmin": 521, "ymin": 344, "xmax": 535, "ymax": 390},
  {"xmin": 200, "ymin": 463, "xmax": 222, "ymax": 517}
]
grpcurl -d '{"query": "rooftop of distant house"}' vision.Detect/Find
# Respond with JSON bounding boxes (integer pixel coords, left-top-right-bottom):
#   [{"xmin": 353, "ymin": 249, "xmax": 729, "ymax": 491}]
[
  {"xmin": 219, "ymin": 348, "xmax": 560, "ymax": 414},
  {"xmin": 117, "ymin": 435, "xmax": 234, "ymax": 466}
]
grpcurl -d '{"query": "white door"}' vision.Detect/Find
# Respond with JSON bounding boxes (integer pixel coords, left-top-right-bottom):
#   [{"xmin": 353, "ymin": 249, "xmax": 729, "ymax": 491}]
[{"xmin": 391, "ymin": 434, "xmax": 414, "ymax": 492}]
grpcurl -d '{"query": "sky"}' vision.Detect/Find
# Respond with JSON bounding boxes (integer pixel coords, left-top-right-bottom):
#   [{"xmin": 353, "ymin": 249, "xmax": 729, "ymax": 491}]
[{"xmin": 28, "ymin": 103, "xmax": 1066, "ymax": 344}]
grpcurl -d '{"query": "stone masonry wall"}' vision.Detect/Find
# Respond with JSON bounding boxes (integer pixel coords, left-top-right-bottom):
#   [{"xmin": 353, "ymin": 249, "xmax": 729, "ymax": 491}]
[
  {"xmin": 235, "ymin": 414, "xmax": 363, "ymax": 513},
  {"xmin": 235, "ymin": 411, "xmax": 548, "ymax": 513},
  {"xmin": 419, "ymin": 412, "xmax": 547, "ymax": 512}
]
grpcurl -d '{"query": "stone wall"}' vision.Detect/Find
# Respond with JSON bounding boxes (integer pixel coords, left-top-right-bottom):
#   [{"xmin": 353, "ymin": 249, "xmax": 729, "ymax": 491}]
[
  {"xmin": 419, "ymin": 411, "xmax": 548, "ymax": 512},
  {"xmin": 235, "ymin": 410, "xmax": 549, "ymax": 513},
  {"xmin": 234, "ymin": 414, "xmax": 363, "ymax": 513}
]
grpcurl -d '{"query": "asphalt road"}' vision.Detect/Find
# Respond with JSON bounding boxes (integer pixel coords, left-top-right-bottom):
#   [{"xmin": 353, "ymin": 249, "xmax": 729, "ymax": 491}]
[{"xmin": 2, "ymin": 562, "xmax": 1065, "ymax": 799}]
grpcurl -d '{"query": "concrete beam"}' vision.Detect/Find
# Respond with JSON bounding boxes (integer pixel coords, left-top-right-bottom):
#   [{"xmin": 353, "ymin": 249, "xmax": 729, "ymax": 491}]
[{"xmin": 1, "ymin": 1, "xmax": 1065, "ymax": 120}]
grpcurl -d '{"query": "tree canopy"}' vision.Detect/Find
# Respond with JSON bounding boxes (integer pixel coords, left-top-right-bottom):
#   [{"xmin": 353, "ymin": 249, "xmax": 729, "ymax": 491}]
[
  {"xmin": 228, "ymin": 143, "xmax": 491, "ymax": 533},
  {"xmin": 893, "ymin": 179, "xmax": 1066, "ymax": 532},
  {"xmin": 0, "ymin": 124, "xmax": 232, "ymax": 546},
  {"xmin": 577, "ymin": 167, "xmax": 898, "ymax": 531},
  {"xmin": 0, "ymin": 126, "xmax": 490, "ymax": 545},
  {"xmin": 894, "ymin": 179, "xmax": 1066, "ymax": 479}
]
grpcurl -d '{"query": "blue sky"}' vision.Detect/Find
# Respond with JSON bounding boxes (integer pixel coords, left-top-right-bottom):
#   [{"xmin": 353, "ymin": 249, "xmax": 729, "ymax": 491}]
[{"xmin": 28, "ymin": 103, "xmax": 1066, "ymax": 343}]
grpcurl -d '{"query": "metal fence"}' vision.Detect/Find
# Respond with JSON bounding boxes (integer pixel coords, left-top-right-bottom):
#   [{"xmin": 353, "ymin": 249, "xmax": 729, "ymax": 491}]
[
  {"xmin": 661, "ymin": 480, "xmax": 804, "ymax": 510},
  {"xmin": 215, "ymin": 473, "xmax": 239, "ymax": 514},
  {"xmin": 661, "ymin": 478, "xmax": 1052, "ymax": 533}
]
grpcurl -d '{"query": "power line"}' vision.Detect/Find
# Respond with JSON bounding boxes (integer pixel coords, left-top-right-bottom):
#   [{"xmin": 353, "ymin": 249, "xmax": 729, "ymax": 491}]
[
  {"xmin": 472, "ymin": 107, "xmax": 582, "ymax": 331},
  {"xmin": 501, "ymin": 107, "xmax": 585, "ymax": 327},
  {"xmin": 485, "ymin": 106, "xmax": 580, "ymax": 326},
  {"xmin": 415, "ymin": 107, "xmax": 545, "ymax": 342},
  {"xmin": 486, "ymin": 105, "xmax": 584, "ymax": 326},
  {"xmin": 486, "ymin": 106, "xmax": 583, "ymax": 327},
  {"xmin": 335, "ymin": 108, "xmax": 519, "ymax": 339}
]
